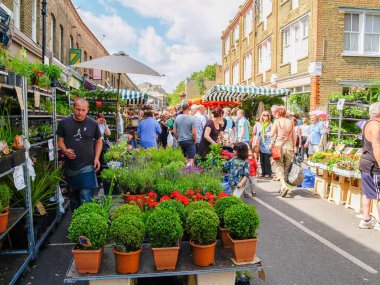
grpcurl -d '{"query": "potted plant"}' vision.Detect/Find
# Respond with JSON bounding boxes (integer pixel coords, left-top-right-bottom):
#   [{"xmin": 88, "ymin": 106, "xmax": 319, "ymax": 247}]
[
  {"xmin": 5, "ymin": 55, "xmax": 20, "ymax": 86},
  {"xmin": 67, "ymin": 212, "xmax": 108, "ymax": 273},
  {"xmin": 109, "ymin": 214, "xmax": 145, "ymax": 274},
  {"xmin": 185, "ymin": 201, "xmax": 215, "ymax": 218},
  {"xmin": 147, "ymin": 208, "xmax": 183, "ymax": 270},
  {"xmin": 71, "ymin": 202, "xmax": 108, "ymax": 221},
  {"xmin": 46, "ymin": 64, "xmax": 62, "ymax": 87},
  {"xmin": 0, "ymin": 185, "xmax": 12, "ymax": 233},
  {"xmin": 186, "ymin": 208, "xmax": 219, "ymax": 266},
  {"xmin": 156, "ymin": 199, "xmax": 186, "ymax": 227},
  {"xmin": 224, "ymin": 204, "xmax": 260, "ymax": 263},
  {"xmin": 214, "ymin": 196, "xmax": 243, "ymax": 249},
  {"xmin": 110, "ymin": 203, "xmax": 142, "ymax": 221}
]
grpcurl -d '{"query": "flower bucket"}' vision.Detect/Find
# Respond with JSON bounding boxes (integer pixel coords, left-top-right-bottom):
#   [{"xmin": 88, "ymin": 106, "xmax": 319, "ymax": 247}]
[
  {"xmin": 113, "ymin": 247, "xmax": 142, "ymax": 274},
  {"xmin": 72, "ymin": 247, "xmax": 103, "ymax": 274}
]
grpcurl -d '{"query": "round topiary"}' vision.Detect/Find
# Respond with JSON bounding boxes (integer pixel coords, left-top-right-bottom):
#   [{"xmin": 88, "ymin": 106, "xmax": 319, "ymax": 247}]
[
  {"xmin": 110, "ymin": 215, "xmax": 145, "ymax": 252},
  {"xmin": 186, "ymin": 209, "xmax": 219, "ymax": 245},
  {"xmin": 110, "ymin": 204, "xmax": 142, "ymax": 221},
  {"xmin": 215, "ymin": 196, "xmax": 243, "ymax": 227},
  {"xmin": 67, "ymin": 212, "xmax": 108, "ymax": 249},
  {"xmin": 147, "ymin": 208, "xmax": 183, "ymax": 248},
  {"xmin": 0, "ymin": 185, "xmax": 12, "ymax": 209},
  {"xmin": 224, "ymin": 204, "xmax": 260, "ymax": 240},
  {"xmin": 71, "ymin": 202, "xmax": 108, "ymax": 221},
  {"xmin": 156, "ymin": 200, "xmax": 186, "ymax": 226},
  {"xmin": 185, "ymin": 201, "xmax": 215, "ymax": 218}
]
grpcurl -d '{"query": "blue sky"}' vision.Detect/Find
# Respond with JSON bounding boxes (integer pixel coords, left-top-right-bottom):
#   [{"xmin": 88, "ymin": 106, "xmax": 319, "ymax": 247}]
[{"xmin": 72, "ymin": 0, "xmax": 238, "ymax": 92}]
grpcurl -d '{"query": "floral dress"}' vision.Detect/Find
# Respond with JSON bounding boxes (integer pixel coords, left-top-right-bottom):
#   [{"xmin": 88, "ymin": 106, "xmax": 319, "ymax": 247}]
[{"xmin": 223, "ymin": 157, "xmax": 250, "ymax": 188}]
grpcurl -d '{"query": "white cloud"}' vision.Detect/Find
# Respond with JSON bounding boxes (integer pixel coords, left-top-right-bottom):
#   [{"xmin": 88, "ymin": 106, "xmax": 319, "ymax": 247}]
[
  {"xmin": 138, "ymin": 27, "xmax": 170, "ymax": 64},
  {"xmin": 77, "ymin": 10, "xmax": 138, "ymax": 54}
]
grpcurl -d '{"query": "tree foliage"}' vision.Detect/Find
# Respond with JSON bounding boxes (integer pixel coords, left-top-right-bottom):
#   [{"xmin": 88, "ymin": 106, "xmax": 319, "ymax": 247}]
[
  {"xmin": 241, "ymin": 95, "xmax": 285, "ymax": 122},
  {"xmin": 289, "ymin": 93, "xmax": 310, "ymax": 116},
  {"xmin": 166, "ymin": 81, "xmax": 185, "ymax": 106}
]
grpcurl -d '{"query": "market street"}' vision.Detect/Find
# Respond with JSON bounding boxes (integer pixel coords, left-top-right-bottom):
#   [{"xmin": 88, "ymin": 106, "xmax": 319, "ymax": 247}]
[{"xmin": 13, "ymin": 177, "xmax": 379, "ymax": 285}]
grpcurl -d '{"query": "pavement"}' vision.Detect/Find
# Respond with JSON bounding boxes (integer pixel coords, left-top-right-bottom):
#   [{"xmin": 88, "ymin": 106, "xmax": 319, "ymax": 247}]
[{"xmin": 14, "ymin": 178, "xmax": 380, "ymax": 285}]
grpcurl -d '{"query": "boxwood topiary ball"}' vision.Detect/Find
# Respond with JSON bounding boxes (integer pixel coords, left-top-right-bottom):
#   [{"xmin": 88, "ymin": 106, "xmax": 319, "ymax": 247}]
[
  {"xmin": 224, "ymin": 204, "xmax": 260, "ymax": 240},
  {"xmin": 186, "ymin": 209, "xmax": 219, "ymax": 245},
  {"xmin": 156, "ymin": 199, "xmax": 186, "ymax": 226},
  {"xmin": 110, "ymin": 215, "xmax": 145, "ymax": 252},
  {"xmin": 110, "ymin": 204, "xmax": 143, "ymax": 221},
  {"xmin": 185, "ymin": 201, "xmax": 215, "ymax": 218},
  {"xmin": 214, "ymin": 196, "xmax": 243, "ymax": 227}
]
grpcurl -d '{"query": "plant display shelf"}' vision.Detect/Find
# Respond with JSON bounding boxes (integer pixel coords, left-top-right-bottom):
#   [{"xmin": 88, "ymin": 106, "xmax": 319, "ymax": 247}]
[
  {"xmin": 64, "ymin": 242, "xmax": 263, "ymax": 285},
  {"xmin": 329, "ymin": 117, "xmax": 366, "ymax": 121},
  {"xmin": 0, "ymin": 208, "xmax": 27, "ymax": 241}
]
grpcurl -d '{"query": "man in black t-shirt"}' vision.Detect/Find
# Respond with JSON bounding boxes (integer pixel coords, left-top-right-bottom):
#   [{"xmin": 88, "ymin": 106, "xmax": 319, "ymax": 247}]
[{"xmin": 57, "ymin": 99, "xmax": 102, "ymax": 211}]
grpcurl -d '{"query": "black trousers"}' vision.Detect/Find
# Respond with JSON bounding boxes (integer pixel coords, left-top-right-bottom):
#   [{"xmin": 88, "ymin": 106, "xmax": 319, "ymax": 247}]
[{"xmin": 260, "ymin": 152, "xmax": 272, "ymax": 176}]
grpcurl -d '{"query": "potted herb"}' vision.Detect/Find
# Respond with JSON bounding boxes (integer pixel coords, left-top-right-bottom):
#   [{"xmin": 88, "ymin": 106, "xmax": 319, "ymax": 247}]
[
  {"xmin": 110, "ymin": 204, "xmax": 142, "ymax": 221},
  {"xmin": 147, "ymin": 208, "xmax": 183, "ymax": 270},
  {"xmin": 110, "ymin": 214, "xmax": 145, "ymax": 274},
  {"xmin": 0, "ymin": 185, "xmax": 12, "ymax": 233},
  {"xmin": 224, "ymin": 204, "xmax": 260, "ymax": 262},
  {"xmin": 214, "ymin": 196, "xmax": 243, "ymax": 248},
  {"xmin": 67, "ymin": 212, "xmax": 108, "ymax": 273},
  {"xmin": 186, "ymin": 208, "xmax": 219, "ymax": 266},
  {"xmin": 5, "ymin": 55, "xmax": 20, "ymax": 86}
]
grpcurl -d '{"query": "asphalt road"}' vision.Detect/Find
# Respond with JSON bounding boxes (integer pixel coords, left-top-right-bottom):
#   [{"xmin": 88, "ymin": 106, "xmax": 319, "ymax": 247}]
[{"xmin": 14, "ymin": 179, "xmax": 380, "ymax": 285}]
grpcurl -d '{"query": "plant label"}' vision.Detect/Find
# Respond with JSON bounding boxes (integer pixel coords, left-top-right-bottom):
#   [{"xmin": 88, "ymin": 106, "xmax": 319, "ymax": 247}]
[
  {"xmin": 356, "ymin": 148, "xmax": 363, "ymax": 156},
  {"xmin": 34, "ymin": 91, "xmax": 40, "ymax": 108},
  {"xmin": 337, "ymin": 99, "xmax": 345, "ymax": 111},
  {"xmin": 344, "ymin": 147, "xmax": 354, "ymax": 155},
  {"xmin": 13, "ymin": 165, "xmax": 26, "ymax": 190},
  {"xmin": 79, "ymin": 236, "xmax": 92, "ymax": 248},
  {"xmin": 326, "ymin": 142, "xmax": 334, "ymax": 150},
  {"xmin": 35, "ymin": 201, "xmax": 47, "ymax": 216},
  {"xmin": 15, "ymin": 87, "xmax": 24, "ymax": 111},
  {"xmin": 48, "ymin": 139, "xmax": 54, "ymax": 151}
]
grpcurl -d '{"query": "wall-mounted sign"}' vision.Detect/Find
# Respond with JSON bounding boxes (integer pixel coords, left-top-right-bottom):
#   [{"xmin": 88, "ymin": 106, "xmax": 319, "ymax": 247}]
[{"xmin": 69, "ymin": 48, "xmax": 81, "ymax": 65}]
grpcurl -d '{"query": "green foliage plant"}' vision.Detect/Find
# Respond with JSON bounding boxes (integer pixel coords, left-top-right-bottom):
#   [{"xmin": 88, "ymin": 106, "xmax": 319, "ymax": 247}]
[
  {"xmin": 224, "ymin": 204, "xmax": 260, "ymax": 240},
  {"xmin": 185, "ymin": 201, "xmax": 215, "ymax": 218},
  {"xmin": 147, "ymin": 208, "xmax": 183, "ymax": 248},
  {"xmin": 156, "ymin": 200, "xmax": 186, "ymax": 227},
  {"xmin": 110, "ymin": 204, "xmax": 142, "ymax": 221},
  {"xmin": 110, "ymin": 215, "xmax": 145, "ymax": 252},
  {"xmin": 71, "ymin": 202, "xmax": 108, "ymax": 221},
  {"xmin": 214, "ymin": 196, "xmax": 243, "ymax": 227},
  {"xmin": 67, "ymin": 212, "xmax": 108, "ymax": 250},
  {"xmin": 186, "ymin": 209, "xmax": 219, "ymax": 245},
  {"xmin": 0, "ymin": 184, "xmax": 12, "ymax": 209}
]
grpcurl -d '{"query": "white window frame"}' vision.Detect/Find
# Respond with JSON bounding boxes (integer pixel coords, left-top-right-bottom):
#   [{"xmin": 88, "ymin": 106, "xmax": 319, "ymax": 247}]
[
  {"xmin": 343, "ymin": 12, "xmax": 380, "ymax": 56},
  {"xmin": 232, "ymin": 62, "xmax": 239, "ymax": 85},
  {"xmin": 260, "ymin": 0, "xmax": 272, "ymax": 29},
  {"xmin": 282, "ymin": 16, "xmax": 309, "ymax": 64},
  {"xmin": 224, "ymin": 68, "xmax": 230, "ymax": 85},
  {"xmin": 244, "ymin": 8, "xmax": 253, "ymax": 38},
  {"xmin": 50, "ymin": 16, "xmax": 55, "ymax": 53},
  {"xmin": 13, "ymin": 0, "xmax": 20, "ymax": 29},
  {"xmin": 32, "ymin": 0, "xmax": 37, "ymax": 42},
  {"xmin": 291, "ymin": 0, "xmax": 299, "ymax": 10},
  {"xmin": 364, "ymin": 14, "xmax": 380, "ymax": 54},
  {"xmin": 233, "ymin": 24, "xmax": 239, "ymax": 46},
  {"xmin": 224, "ymin": 35, "xmax": 230, "ymax": 55},
  {"xmin": 243, "ymin": 52, "xmax": 252, "ymax": 81},
  {"xmin": 258, "ymin": 38, "xmax": 272, "ymax": 76}
]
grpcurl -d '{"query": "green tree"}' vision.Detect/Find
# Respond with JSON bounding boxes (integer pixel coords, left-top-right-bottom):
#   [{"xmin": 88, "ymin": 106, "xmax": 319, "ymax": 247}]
[
  {"xmin": 241, "ymin": 95, "xmax": 285, "ymax": 122},
  {"xmin": 203, "ymin": 64, "xmax": 216, "ymax": 81},
  {"xmin": 166, "ymin": 81, "xmax": 185, "ymax": 106}
]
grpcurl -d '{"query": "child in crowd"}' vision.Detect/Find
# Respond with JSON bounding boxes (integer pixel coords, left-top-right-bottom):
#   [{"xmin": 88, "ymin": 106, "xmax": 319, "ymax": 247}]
[
  {"xmin": 223, "ymin": 142, "xmax": 250, "ymax": 198},
  {"xmin": 247, "ymin": 148, "xmax": 258, "ymax": 197}
]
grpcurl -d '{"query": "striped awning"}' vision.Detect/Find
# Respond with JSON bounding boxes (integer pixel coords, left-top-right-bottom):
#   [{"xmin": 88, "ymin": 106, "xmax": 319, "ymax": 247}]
[
  {"xmin": 104, "ymin": 88, "xmax": 148, "ymax": 104},
  {"xmin": 203, "ymin": 85, "xmax": 291, "ymax": 102}
]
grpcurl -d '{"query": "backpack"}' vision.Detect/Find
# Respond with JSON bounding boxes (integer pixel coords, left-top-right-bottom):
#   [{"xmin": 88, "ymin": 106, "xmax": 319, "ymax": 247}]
[{"xmin": 287, "ymin": 153, "xmax": 304, "ymax": 186}]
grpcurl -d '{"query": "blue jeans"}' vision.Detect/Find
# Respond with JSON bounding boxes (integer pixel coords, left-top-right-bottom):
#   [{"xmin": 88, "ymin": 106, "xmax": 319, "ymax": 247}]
[{"xmin": 70, "ymin": 187, "xmax": 95, "ymax": 212}]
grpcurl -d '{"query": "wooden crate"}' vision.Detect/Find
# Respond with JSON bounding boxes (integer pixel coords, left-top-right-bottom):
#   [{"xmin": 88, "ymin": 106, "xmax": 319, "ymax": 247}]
[
  {"xmin": 316, "ymin": 168, "xmax": 324, "ymax": 177},
  {"xmin": 370, "ymin": 200, "xmax": 379, "ymax": 220},
  {"xmin": 345, "ymin": 178, "xmax": 362, "ymax": 213},
  {"xmin": 329, "ymin": 175, "xmax": 349, "ymax": 205},
  {"xmin": 314, "ymin": 176, "xmax": 330, "ymax": 199}
]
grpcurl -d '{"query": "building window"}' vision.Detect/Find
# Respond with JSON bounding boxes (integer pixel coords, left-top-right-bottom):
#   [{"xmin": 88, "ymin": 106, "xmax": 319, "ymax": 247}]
[
  {"xmin": 364, "ymin": 14, "xmax": 380, "ymax": 53},
  {"xmin": 258, "ymin": 38, "xmax": 271, "ymax": 75},
  {"xmin": 224, "ymin": 69, "xmax": 230, "ymax": 85},
  {"xmin": 233, "ymin": 24, "xmax": 239, "ymax": 46},
  {"xmin": 243, "ymin": 8, "xmax": 253, "ymax": 38},
  {"xmin": 282, "ymin": 17, "xmax": 309, "ymax": 64},
  {"xmin": 291, "ymin": 0, "xmax": 299, "ymax": 10},
  {"xmin": 32, "ymin": 0, "xmax": 37, "ymax": 41},
  {"xmin": 69, "ymin": 35, "xmax": 74, "ymax": 49},
  {"xmin": 89, "ymin": 56, "xmax": 93, "ymax": 78},
  {"xmin": 232, "ymin": 62, "xmax": 239, "ymax": 85},
  {"xmin": 344, "ymin": 14, "xmax": 360, "ymax": 52},
  {"xmin": 260, "ymin": 0, "xmax": 272, "ymax": 29},
  {"xmin": 13, "ymin": 0, "xmax": 20, "ymax": 29},
  {"xmin": 50, "ymin": 14, "xmax": 56, "ymax": 53},
  {"xmin": 84, "ymin": 51, "xmax": 88, "ymax": 75},
  {"xmin": 58, "ymin": 25, "xmax": 64, "ymax": 62},
  {"xmin": 224, "ymin": 35, "xmax": 230, "ymax": 55},
  {"xmin": 243, "ymin": 52, "xmax": 252, "ymax": 81}
]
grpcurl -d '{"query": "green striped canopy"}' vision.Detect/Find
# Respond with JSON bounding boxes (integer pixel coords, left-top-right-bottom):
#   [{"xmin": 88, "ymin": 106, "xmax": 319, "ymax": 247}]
[
  {"xmin": 105, "ymin": 88, "xmax": 148, "ymax": 104},
  {"xmin": 203, "ymin": 85, "xmax": 291, "ymax": 102}
]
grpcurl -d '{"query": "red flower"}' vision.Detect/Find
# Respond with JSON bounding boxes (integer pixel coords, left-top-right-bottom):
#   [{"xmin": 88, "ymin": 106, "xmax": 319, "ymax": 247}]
[
  {"xmin": 160, "ymin": 196, "xmax": 171, "ymax": 202},
  {"xmin": 187, "ymin": 190, "xmax": 195, "ymax": 196},
  {"xmin": 170, "ymin": 191, "xmax": 180, "ymax": 198},
  {"xmin": 194, "ymin": 193, "xmax": 204, "ymax": 201},
  {"xmin": 149, "ymin": 201, "xmax": 158, "ymax": 208},
  {"xmin": 148, "ymin": 191, "xmax": 157, "ymax": 199},
  {"xmin": 218, "ymin": 192, "xmax": 228, "ymax": 200},
  {"xmin": 128, "ymin": 196, "xmax": 137, "ymax": 201},
  {"xmin": 205, "ymin": 192, "xmax": 214, "ymax": 200},
  {"xmin": 196, "ymin": 187, "xmax": 201, "ymax": 192},
  {"xmin": 180, "ymin": 196, "xmax": 190, "ymax": 205}
]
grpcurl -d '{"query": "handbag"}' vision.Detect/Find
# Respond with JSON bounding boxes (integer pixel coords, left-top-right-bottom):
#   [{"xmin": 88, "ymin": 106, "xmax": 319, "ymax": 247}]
[
  {"xmin": 287, "ymin": 154, "xmax": 305, "ymax": 186},
  {"xmin": 271, "ymin": 121, "xmax": 293, "ymax": 160}
]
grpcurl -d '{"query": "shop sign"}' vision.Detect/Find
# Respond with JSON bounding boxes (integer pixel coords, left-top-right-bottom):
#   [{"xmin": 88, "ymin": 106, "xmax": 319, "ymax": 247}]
[
  {"xmin": 69, "ymin": 48, "xmax": 81, "ymax": 65},
  {"xmin": 69, "ymin": 76, "xmax": 81, "ymax": 89}
]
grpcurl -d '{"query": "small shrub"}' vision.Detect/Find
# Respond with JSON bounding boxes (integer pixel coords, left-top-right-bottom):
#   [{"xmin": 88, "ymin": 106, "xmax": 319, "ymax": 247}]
[
  {"xmin": 71, "ymin": 202, "xmax": 108, "ymax": 221},
  {"xmin": 156, "ymin": 200, "xmax": 186, "ymax": 226},
  {"xmin": 110, "ymin": 215, "xmax": 145, "ymax": 252},
  {"xmin": 214, "ymin": 196, "xmax": 243, "ymax": 227},
  {"xmin": 0, "ymin": 184, "xmax": 12, "ymax": 209},
  {"xmin": 147, "ymin": 208, "xmax": 183, "ymax": 248},
  {"xmin": 185, "ymin": 201, "xmax": 214, "ymax": 218},
  {"xmin": 67, "ymin": 212, "xmax": 108, "ymax": 250},
  {"xmin": 186, "ymin": 209, "xmax": 219, "ymax": 245},
  {"xmin": 224, "ymin": 204, "xmax": 260, "ymax": 240},
  {"xmin": 110, "ymin": 204, "xmax": 142, "ymax": 221}
]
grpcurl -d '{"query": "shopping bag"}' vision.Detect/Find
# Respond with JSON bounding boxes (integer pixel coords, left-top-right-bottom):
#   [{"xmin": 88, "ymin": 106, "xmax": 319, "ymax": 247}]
[
  {"xmin": 167, "ymin": 132, "xmax": 174, "ymax": 147},
  {"xmin": 271, "ymin": 145, "xmax": 282, "ymax": 160},
  {"xmin": 287, "ymin": 155, "xmax": 304, "ymax": 186}
]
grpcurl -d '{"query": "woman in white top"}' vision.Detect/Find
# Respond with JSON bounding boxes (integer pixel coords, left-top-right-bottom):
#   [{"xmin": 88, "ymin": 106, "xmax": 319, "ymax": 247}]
[{"xmin": 299, "ymin": 117, "xmax": 310, "ymax": 161}]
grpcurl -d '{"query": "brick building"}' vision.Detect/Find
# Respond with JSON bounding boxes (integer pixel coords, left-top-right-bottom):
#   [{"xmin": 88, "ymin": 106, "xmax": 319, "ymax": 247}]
[
  {"xmin": 0, "ymin": 0, "xmax": 136, "ymax": 89},
  {"xmin": 222, "ymin": 0, "xmax": 380, "ymax": 108}
]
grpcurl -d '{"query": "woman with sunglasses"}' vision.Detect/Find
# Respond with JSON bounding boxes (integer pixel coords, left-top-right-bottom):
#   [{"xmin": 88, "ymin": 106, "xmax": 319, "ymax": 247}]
[{"xmin": 252, "ymin": 111, "xmax": 272, "ymax": 178}]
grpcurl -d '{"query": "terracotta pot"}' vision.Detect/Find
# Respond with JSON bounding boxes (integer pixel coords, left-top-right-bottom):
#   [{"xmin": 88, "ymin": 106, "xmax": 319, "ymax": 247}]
[
  {"xmin": 4, "ymin": 206, "xmax": 9, "ymax": 213},
  {"xmin": 0, "ymin": 210, "xmax": 9, "ymax": 233},
  {"xmin": 190, "ymin": 240, "xmax": 216, "ymax": 267},
  {"xmin": 218, "ymin": 227, "xmax": 231, "ymax": 249},
  {"xmin": 72, "ymin": 247, "xmax": 103, "ymax": 274},
  {"xmin": 113, "ymin": 247, "xmax": 142, "ymax": 274},
  {"xmin": 227, "ymin": 233, "xmax": 257, "ymax": 263},
  {"xmin": 152, "ymin": 246, "xmax": 180, "ymax": 270},
  {"xmin": 123, "ymin": 194, "xmax": 145, "ymax": 209}
]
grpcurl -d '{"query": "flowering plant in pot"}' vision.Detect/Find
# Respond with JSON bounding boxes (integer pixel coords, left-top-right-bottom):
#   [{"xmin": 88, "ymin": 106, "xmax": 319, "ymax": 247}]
[
  {"xmin": 147, "ymin": 208, "xmax": 183, "ymax": 270},
  {"xmin": 0, "ymin": 185, "xmax": 12, "ymax": 233},
  {"xmin": 109, "ymin": 215, "xmax": 145, "ymax": 274},
  {"xmin": 186, "ymin": 209, "xmax": 219, "ymax": 266},
  {"xmin": 224, "ymin": 204, "xmax": 260, "ymax": 263},
  {"xmin": 214, "ymin": 196, "xmax": 243, "ymax": 248},
  {"xmin": 67, "ymin": 212, "xmax": 108, "ymax": 273}
]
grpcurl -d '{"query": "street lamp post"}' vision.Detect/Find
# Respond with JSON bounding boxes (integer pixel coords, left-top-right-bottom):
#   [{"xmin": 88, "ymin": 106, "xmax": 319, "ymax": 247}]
[{"xmin": 41, "ymin": 0, "xmax": 47, "ymax": 64}]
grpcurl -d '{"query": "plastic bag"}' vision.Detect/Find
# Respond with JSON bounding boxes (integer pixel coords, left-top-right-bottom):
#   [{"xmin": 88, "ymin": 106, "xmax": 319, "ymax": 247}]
[{"xmin": 167, "ymin": 132, "xmax": 174, "ymax": 147}]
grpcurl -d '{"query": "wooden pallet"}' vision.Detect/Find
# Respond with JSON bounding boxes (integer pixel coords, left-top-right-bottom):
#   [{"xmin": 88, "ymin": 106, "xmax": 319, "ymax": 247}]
[
  {"xmin": 314, "ymin": 176, "xmax": 330, "ymax": 199},
  {"xmin": 329, "ymin": 173, "xmax": 350, "ymax": 205},
  {"xmin": 345, "ymin": 178, "xmax": 362, "ymax": 213}
]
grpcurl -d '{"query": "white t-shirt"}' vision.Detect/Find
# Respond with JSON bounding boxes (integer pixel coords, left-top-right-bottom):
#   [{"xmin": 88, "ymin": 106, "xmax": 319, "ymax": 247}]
[{"xmin": 299, "ymin": 125, "xmax": 310, "ymax": 137}]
